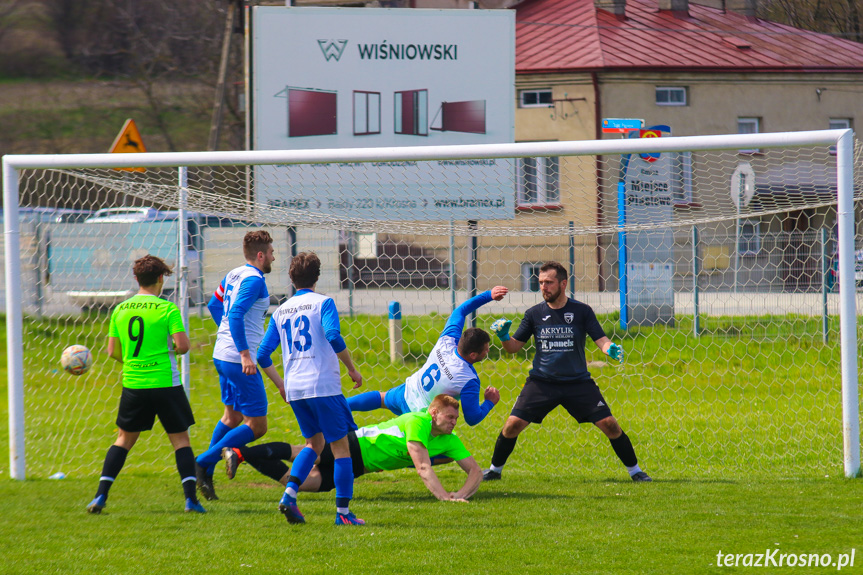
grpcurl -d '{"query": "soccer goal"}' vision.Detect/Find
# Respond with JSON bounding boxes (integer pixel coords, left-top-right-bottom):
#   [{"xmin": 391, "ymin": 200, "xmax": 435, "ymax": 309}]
[{"xmin": 3, "ymin": 129, "xmax": 860, "ymax": 480}]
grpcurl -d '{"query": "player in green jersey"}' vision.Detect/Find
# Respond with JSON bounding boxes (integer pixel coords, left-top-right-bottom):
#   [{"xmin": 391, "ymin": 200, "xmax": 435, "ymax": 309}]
[
  {"xmin": 86, "ymin": 255, "xmax": 206, "ymax": 514},
  {"xmin": 222, "ymin": 395, "xmax": 482, "ymax": 501}
]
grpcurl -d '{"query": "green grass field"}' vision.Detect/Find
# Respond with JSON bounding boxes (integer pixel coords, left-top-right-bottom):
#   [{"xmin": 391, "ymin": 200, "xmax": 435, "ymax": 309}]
[{"xmin": 1, "ymin": 312, "xmax": 862, "ymax": 574}]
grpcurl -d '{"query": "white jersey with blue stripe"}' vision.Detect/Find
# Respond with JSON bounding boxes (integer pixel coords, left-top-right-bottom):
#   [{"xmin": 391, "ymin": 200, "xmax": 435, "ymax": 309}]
[
  {"xmin": 403, "ymin": 335, "xmax": 478, "ymax": 412},
  {"xmin": 271, "ymin": 291, "xmax": 342, "ymax": 401},
  {"xmin": 212, "ymin": 264, "xmax": 270, "ymax": 364}
]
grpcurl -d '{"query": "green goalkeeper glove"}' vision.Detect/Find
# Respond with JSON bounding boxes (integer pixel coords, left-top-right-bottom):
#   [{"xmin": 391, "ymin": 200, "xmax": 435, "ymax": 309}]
[
  {"xmin": 606, "ymin": 343, "xmax": 624, "ymax": 363},
  {"xmin": 490, "ymin": 319, "xmax": 512, "ymax": 342}
]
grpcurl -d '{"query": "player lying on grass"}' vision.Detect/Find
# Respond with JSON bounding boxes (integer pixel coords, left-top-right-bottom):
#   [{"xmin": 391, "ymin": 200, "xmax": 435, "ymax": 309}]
[
  {"xmin": 347, "ymin": 286, "xmax": 508, "ymax": 426},
  {"xmin": 222, "ymin": 394, "xmax": 482, "ymax": 502}
]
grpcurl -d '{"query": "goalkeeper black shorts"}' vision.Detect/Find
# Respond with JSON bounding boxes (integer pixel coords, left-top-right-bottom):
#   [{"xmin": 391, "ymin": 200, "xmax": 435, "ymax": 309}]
[{"xmin": 511, "ymin": 376, "xmax": 612, "ymax": 424}]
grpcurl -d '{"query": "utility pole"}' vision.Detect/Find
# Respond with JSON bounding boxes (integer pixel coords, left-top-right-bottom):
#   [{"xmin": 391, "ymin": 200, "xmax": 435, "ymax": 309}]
[{"xmin": 207, "ymin": 1, "xmax": 241, "ymax": 151}]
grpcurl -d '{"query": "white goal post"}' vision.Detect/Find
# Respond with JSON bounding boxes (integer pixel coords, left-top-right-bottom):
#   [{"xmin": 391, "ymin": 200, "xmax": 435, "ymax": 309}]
[{"xmin": 3, "ymin": 129, "xmax": 860, "ymax": 479}]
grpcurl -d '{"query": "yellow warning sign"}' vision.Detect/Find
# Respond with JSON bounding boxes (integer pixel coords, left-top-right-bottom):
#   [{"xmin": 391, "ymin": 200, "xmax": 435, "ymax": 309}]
[{"xmin": 109, "ymin": 119, "xmax": 147, "ymax": 172}]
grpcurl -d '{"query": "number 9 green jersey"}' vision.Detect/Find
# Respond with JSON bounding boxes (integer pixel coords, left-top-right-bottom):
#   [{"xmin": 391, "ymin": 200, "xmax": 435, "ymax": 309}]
[{"xmin": 108, "ymin": 294, "xmax": 186, "ymax": 389}]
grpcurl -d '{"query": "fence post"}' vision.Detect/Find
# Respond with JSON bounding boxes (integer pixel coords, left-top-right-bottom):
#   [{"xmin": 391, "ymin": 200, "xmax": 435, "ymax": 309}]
[
  {"xmin": 569, "ymin": 221, "xmax": 576, "ymax": 299},
  {"xmin": 346, "ymin": 231, "xmax": 355, "ymax": 318},
  {"xmin": 449, "ymin": 221, "xmax": 456, "ymax": 314},
  {"xmin": 468, "ymin": 220, "xmax": 478, "ymax": 327},
  {"xmin": 287, "ymin": 226, "xmax": 297, "ymax": 297},
  {"xmin": 692, "ymin": 225, "xmax": 700, "ymax": 337},
  {"xmin": 821, "ymin": 227, "xmax": 829, "ymax": 345},
  {"xmin": 388, "ymin": 301, "xmax": 403, "ymax": 364}
]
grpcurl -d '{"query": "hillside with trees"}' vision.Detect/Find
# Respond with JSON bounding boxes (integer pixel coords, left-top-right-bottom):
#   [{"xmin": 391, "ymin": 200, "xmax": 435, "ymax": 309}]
[{"xmin": 0, "ymin": 0, "xmax": 244, "ymax": 156}]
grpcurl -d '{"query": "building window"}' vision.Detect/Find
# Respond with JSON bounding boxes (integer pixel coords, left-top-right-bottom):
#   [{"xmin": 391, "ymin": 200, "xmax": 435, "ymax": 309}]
[
  {"xmin": 655, "ymin": 87, "xmax": 687, "ymax": 106},
  {"xmin": 738, "ymin": 117, "xmax": 761, "ymax": 153},
  {"xmin": 738, "ymin": 219, "xmax": 761, "ymax": 255},
  {"xmin": 671, "ymin": 152, "xmax": 694, "ymax": 204},
  {"xmin": 517, "ymin": 156, "xmax": 560, "ymax": 207},
  {"xmin": 829, "ymin": 118, "xmax": 852, "ymax": 130},
  {"xmin": 519, "ymin": 89, "xmax": 553, "ymax": 108},
  {"xmin": 521, "ymin": 263, "xmax": 543, "ymax": 292},
  {"xmin": 829, "ymin": 118, "xmax": 852, "ymax": 153}
]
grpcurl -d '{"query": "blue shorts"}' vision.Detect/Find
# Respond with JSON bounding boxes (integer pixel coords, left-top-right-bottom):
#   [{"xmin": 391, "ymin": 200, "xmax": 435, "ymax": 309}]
[
  {"xmin": 383, "ymin": 383, "xmax": 410, "ymax": 416},
  {"xmin": 290, "ymin": 395, "xmax": 357, "ymax": 443},
  {"xmin": 213, "ymin": 358, "xmax": 268, "ymax": 418}
]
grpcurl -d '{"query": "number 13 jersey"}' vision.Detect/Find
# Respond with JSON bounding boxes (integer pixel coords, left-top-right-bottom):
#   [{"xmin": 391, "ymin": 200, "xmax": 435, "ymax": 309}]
[{"xmin": 269, "ymin": 290, "xmax": 341, "ymax": 401}]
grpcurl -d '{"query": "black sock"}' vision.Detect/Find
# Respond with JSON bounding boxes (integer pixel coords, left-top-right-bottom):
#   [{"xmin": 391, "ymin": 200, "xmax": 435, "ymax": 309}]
[
  {"xmin": 609, "ymin": 431, "xmax": 638, "ymax": 468},
  {"xmin": 490, "ymin": 433, "xmax": 518, "ymax": 468},
  {"xmin": 96, "ymin": 445, "xmax": 128, "ymax": 498},
  {"xmin": 175, "ymin": 446, "xmax": 198, "ymax": 501},
  {"xmin": 240, "ymin": 443, "xmax": 292, "ymax": 484},
  {"xmin": 240, "ymin": 442, "xmax": 292, "ymax": 462}
]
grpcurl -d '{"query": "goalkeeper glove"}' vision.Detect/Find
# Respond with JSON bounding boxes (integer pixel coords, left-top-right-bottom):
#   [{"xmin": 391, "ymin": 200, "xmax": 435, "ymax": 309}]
[
  {"xmin": 489, "ymin": 319, "xmax": 512, "ymax": 342},
  {"xmin": 606, "ymin": 343, "xmax": 624, "ymax": 363}
]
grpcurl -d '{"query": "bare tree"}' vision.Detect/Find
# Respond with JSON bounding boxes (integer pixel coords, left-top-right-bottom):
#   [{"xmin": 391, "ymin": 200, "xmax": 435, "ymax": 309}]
[
  {"xmin": 41, "ymin": 0, "xmax": 227, "ymax": 151},
  {"xmin": 759, "ymin": 0, "xmax": 863, "ymax": 42},
  {"xmin": 0, "ymin": 0, "xmax": 26, "ymax": 48}
]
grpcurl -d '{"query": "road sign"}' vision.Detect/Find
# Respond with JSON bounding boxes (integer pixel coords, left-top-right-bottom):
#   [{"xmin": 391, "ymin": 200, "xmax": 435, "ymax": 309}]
[
  {"xmin": 109, "ymin": 119, "xmax": 146, "ymax": 172},
  {"xmin": 633, "ymin": 124, "xmax": 671, "ymax": 162},
  {"xmin": 602, "ymin": 118, "xmax": 644, "ymax": 133}
]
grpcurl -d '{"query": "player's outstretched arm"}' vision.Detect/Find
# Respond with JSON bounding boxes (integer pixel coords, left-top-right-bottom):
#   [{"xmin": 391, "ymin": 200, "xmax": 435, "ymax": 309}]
[
  {"xmin": 407, "ymin": 441, "xmax": 452, "ymax": 501},
  {"xmin": 452, "ymin": 456, "xmax": 482, "ymax": 500},
  {"xmin": 441, "ymin": 286, "xmax": 506, "ymax": 341}
]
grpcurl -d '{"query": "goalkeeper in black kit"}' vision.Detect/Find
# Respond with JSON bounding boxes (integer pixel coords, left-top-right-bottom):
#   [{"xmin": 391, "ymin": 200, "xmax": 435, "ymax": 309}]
[{"xmin": 483, "ymin": 261, "xmax": 651, "ymax": 483}]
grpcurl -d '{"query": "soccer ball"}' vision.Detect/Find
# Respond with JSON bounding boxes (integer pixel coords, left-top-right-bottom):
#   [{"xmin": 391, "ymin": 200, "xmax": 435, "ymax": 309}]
[{"xmin": 61, "ymin": 345, "xmax": 92, "ymax": 376}]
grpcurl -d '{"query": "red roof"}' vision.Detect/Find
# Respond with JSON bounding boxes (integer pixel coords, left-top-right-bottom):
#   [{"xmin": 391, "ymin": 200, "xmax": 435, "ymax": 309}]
[{"xmin": 516, "ymin": 0, "xmax": 863, "ymax": 73}]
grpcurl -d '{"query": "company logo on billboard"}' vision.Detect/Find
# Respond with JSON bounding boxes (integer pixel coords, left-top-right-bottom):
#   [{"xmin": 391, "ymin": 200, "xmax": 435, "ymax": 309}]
[{"xmin": 318, "ymin": 39, "xmax": 348, "ymax": 61}]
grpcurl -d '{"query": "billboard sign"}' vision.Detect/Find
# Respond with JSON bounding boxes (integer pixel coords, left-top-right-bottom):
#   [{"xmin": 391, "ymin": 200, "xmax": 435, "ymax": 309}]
[
  {"xmin": 620, "ymin": 125, "xmax": 675, "ymax": 326},
  {"xmin": 252, "ymin": 7, "xmax": 516, "ymax": 220}
]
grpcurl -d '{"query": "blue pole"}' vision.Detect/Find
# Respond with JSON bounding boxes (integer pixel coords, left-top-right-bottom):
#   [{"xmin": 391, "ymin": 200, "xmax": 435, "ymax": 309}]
[
  {"xmin": 617, "ymin": 154, "xmax": 630, "ymax": 330},
  {"xmin": 617, "ymin": 181, "xmax": 627, "ymax": 329}
]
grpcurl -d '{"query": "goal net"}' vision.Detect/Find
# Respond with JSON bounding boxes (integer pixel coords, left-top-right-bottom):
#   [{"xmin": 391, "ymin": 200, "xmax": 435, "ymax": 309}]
[{"xmin": 3, "ymin": 130, "xmax": 860, "ymax": 480}]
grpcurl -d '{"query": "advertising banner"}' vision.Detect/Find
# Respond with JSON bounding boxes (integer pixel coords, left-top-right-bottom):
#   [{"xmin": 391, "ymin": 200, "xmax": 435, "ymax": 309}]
[{"xmin": 252, "ymin": 7, "xmax": 516, "ymax": 220}]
